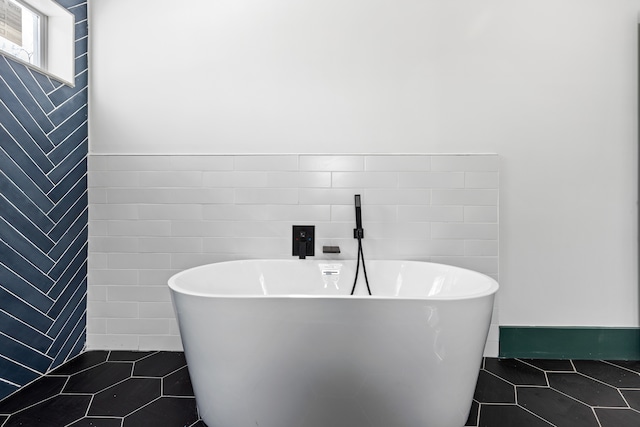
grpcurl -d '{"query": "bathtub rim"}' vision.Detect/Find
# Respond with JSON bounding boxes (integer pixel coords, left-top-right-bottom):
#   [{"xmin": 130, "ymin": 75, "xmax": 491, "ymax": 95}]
[{"xmin": 168, "ymin": 259, "xmax": 499, "ymax": 301}]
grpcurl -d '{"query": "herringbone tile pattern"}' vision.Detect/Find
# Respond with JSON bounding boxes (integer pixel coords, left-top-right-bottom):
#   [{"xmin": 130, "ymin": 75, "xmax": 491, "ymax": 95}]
[{"xmin": 0, "ymin": 0, "xmax": 88, "ymax": 401}]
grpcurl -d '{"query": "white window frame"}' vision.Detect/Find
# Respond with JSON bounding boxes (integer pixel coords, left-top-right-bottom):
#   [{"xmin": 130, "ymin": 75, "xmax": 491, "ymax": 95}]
[{"xmin": 0, "ymin": 0, "xmax": 75, "ymax": 87}]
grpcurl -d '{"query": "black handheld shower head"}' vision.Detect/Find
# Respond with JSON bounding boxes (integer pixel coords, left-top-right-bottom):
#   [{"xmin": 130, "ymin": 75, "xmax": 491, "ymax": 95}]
[{"xmin": 354, "ymin": 194, "xmax": 364, "ymax": 239}]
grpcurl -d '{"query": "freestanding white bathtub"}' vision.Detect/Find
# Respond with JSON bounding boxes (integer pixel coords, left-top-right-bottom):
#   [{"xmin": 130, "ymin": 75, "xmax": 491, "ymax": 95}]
[{"xmin": 168, "ymin": 259, "xmax": 498, "ymax": 427}]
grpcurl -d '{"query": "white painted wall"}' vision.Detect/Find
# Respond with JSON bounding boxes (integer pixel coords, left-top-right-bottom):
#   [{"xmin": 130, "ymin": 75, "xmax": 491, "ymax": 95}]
[{"xmin": 89, "ymin": 0, "xmax": 639, "ymax": 327}]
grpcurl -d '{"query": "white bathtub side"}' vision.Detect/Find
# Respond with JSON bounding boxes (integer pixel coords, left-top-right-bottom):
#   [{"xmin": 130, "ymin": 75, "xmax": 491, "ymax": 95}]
[{"xmin": 171, "ymin": 291, "xmax": 495, "ymax": 427}]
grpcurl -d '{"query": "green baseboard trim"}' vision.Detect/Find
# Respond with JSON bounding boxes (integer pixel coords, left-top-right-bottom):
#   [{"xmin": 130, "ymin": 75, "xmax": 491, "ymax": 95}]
[{"xmin": 499, "ymin": 327, "xmax": 640, "ymax": 360}]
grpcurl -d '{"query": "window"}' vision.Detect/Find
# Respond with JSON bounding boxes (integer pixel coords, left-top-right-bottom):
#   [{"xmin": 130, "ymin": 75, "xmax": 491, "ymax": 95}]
[{"xmin": 0, "ymin": 0, "xmax": 74, "ymax": 86}]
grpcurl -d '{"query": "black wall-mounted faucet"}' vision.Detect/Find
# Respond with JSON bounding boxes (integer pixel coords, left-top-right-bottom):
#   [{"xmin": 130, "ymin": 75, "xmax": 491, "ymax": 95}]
[{"xmin": 292, "ymin": 225, "xmax": 315, "ymax": 259}]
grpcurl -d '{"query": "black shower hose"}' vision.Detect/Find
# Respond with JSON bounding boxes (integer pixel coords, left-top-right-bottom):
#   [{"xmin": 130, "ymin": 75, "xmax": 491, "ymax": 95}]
[{"xmin": 350, "ymin": 236, "xmax": 371, "ymax": 296}]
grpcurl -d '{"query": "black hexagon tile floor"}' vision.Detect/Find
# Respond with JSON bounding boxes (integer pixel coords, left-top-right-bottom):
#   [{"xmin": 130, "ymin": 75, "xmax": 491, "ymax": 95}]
[
  {"xmin": 0, "ymin": 351, "xmax": 203, "ymax": 427},
  {"xmin": 466, "ymin": 358, "xmax": 640, "ymax": 427},
  {"xmin": 0, "ymin": 352, "xmax": 639, "ymax": 427}
]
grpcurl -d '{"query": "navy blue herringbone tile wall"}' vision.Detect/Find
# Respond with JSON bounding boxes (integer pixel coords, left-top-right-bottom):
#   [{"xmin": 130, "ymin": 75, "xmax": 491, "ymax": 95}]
[{"xmin": 0, "ymin": 0, "xmax": 88, "ymax": 401}]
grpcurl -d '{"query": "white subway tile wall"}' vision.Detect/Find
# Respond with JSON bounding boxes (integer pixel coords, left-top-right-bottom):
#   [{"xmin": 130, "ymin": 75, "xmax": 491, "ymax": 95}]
[{"xmin": 88, "ymin": 154, "xmax": 499, "ymax": 355}]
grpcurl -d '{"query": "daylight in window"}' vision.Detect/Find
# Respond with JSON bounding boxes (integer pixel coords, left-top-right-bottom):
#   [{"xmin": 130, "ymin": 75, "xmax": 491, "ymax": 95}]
[{"xmin": 0, "ymin": 0, "xmax": 42, "ymax": 67}]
